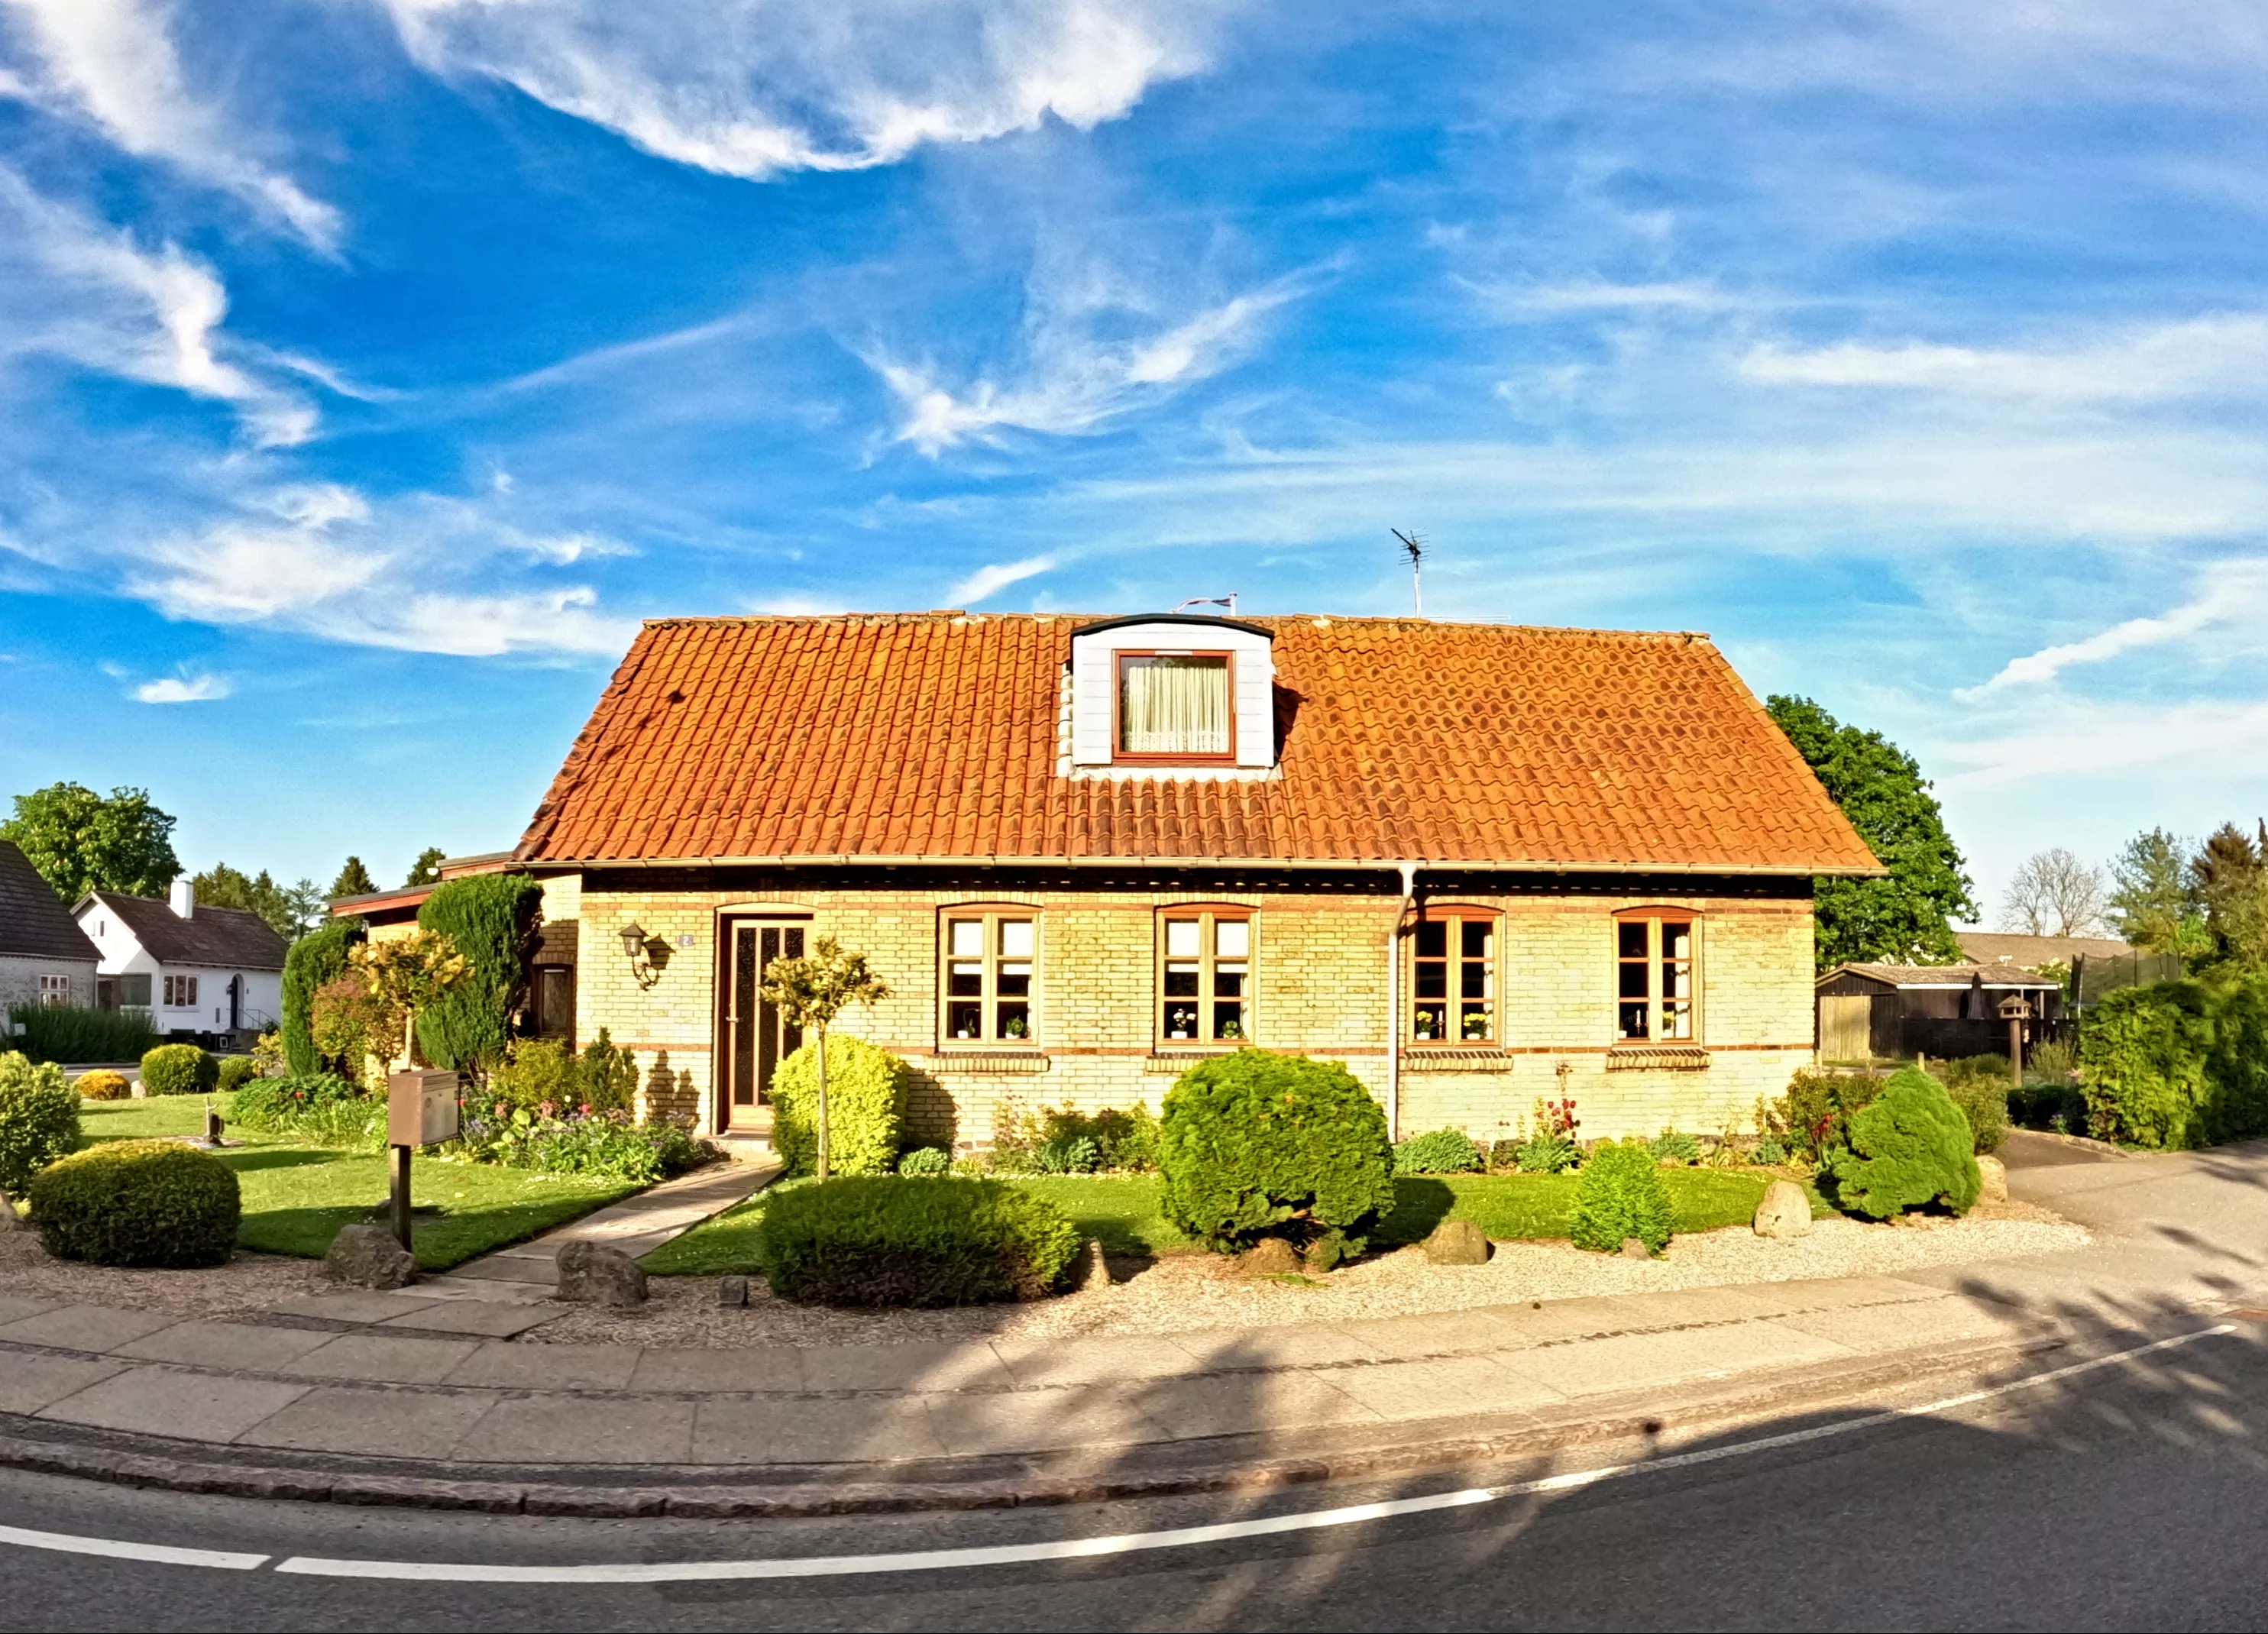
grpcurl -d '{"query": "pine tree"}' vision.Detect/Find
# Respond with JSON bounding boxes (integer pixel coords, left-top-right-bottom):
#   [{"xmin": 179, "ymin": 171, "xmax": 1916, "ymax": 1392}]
[{"xmin": 328, "ymin": 856, "xmax": 377, "ymax": 899}]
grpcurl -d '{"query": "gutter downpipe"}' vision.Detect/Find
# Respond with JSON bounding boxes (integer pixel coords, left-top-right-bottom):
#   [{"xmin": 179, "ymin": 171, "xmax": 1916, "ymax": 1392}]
[{"xmin": 1387, "ymin": 862, "xmax": 1417, "ymax": 1142}]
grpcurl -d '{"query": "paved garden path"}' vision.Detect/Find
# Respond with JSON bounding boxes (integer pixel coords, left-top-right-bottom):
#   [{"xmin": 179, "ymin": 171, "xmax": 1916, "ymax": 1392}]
[{"xmin": 412, "ymin": 1160, "xmax": 778, "ymax": 1307}]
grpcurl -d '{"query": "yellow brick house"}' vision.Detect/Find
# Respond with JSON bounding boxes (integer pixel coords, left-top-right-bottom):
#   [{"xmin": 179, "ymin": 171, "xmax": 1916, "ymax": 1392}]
[{"xmin": 371, "ymin": 610, "xmax": 1879, "ymax": 1150}]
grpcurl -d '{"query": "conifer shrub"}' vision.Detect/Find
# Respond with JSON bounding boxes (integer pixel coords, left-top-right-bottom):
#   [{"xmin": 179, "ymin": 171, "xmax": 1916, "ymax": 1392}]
[
  {"xmin": 1828, "ymin": 1066, "xmax": 1981, "ymax": 1218},
  {"xmin": 1392, "ymin": 1128, "xmax": 1484, "ymax": 1176},
  {"xmin": 1157, "ymin": 1050, "xmax": 1396, "ymax": 1255},
  {"xmin": 215, "ymin": 1056, "xmax": 263, "ymax": 1093},
  {"xmin": 414, "ymin": 873, "xmax": 544, "ymax": 1071},
  {"xmin": 74, "ymin": 1069, "xmax": 130, "ymax": 1102},
  {"xmin": 28, "ymin": 1140, "xmax": 240, "ymax": 1267},
  {"xmin": 1568, "ymin": 1140, "xmax": 1674, "ymax": 1254},
  {"xmin": 0, "ymin": 1052, "xmax": 79, "ymax": 1196},
  {"xmin": 140, "ymin": 1043, "xmax": 215, "ymax": 1096},
  {"xmin": 282, "ymin": 918, "xmax": 362, "ymax": 1076},
  {"xmin": 759, "ymin": 1176, "xmax": 1080, "ymax": 1305},
  {"xmin": 770, "ymin": 1035, "xmax": 908, "ymax": 1178}
]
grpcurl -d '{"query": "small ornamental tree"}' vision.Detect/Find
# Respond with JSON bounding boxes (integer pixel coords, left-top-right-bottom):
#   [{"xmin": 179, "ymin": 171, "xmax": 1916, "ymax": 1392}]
[
  {"xmin": 1829, "ymin": 1066, "xmax": 1982, "ymax": 1218},
  {"xmin": 759, "ymin": 937, "xmax": 891, "ymax": 1182}
]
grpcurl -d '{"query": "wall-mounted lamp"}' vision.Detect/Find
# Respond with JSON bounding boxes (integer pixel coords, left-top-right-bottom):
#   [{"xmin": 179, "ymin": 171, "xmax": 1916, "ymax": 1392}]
[{"xmin": 619, "ymin": 922, "xmax": 662, "ymax": 989}]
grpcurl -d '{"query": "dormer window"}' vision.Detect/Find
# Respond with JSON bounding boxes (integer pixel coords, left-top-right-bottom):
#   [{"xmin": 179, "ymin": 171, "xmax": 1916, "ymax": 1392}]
[{"xmin": 1118, "ymin": 653, "xmax": 1231, "ymax": 760}]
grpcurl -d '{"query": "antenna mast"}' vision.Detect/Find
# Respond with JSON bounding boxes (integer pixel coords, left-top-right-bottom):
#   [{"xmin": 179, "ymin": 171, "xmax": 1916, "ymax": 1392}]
[{"xmin": 1392, "ymin": 529, "xmax": 1425, "ymax": 616}]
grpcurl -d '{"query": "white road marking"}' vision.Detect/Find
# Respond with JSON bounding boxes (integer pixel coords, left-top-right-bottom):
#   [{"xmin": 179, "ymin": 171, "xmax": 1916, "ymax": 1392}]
[
  {"xmin": 0, "ymin": 1325, "xmax": 2237, "ymax": 1585},
  {"xmin": 0, "ymin": 1522, "xmax": 267, "ymax": 1571}
]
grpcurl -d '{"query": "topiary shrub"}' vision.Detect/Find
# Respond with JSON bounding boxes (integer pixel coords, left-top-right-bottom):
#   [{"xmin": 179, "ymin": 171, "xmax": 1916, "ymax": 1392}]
[
  {"xmin": 0, "ymin": 1052, "xmax": 80, "ymax": 1196},
  {"xmin": 1568, "ymin": 1141, "xmax": 1674, "ymax": 1254},
  {"xmin": 770, "ymin": 1035, "xmax": 907, "ymax": 1178},
  {"xmin": 1648, "ymin": 1129, "xmax": 1703, "ymax": 1166},
  {"xmin": 1392, "ymin": 1128, "xmax": 1483, "ymax": 1176},
  {"xmin": 415, "ymin": 873, "xmax": 544, "ymax": 1071},
  {"xmin": 758, "ymin": 1176, "xmax": 1081, "ymax": 1305},
  {"xmin": 1828, "ymin": 1066, "xmax": 1981, "ymax": 1218},
  {"xmin": 1936, "ymin": 1058, "xmax": 2011, "ymax": 1154},
  {"xmin": 74, "ymin": 1069, "xmax": 130, "ymax": 1102},
  {"xmin": 140, "ymin": 1043, "xmax": 215, "ymax": 1096},
  {"xmin": 897, "ymin": 1146, "xmax": 950, "ymax": 1176},
  {"xmin": 28, "ymin": 1140, "xmax": 240, "ymax": 1267},
  {"xmin": 282, "ymin": 918, "xmax": 363, "ymax": 1077},
  {"xmin": 215, "ymin": 1056, "xmax": 262, "ymax": 1093},
  {"xmin": 1158, "ymin": 1049, "xmax": 1396, "ymax": 1257}
]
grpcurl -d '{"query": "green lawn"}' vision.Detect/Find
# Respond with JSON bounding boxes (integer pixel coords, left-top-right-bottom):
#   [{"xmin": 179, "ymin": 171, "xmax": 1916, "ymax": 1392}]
[
  {"xmin": 643, "ymin": 1167, "xmax": 1830, "ymax": 1277},
  {"xmin": 73, "ymin": 1097, "xmax": 636, "ymax": 1271}
]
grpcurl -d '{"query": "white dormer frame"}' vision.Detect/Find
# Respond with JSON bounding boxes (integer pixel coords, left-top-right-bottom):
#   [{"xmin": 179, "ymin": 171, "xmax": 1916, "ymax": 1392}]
[{"xmin": 1066, "ymin": 615, "xmax": 1276, "ymax": 778}]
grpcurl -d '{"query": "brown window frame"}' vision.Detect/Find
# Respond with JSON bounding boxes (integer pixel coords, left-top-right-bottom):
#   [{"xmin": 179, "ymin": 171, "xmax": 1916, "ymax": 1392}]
[
  {"xmin": 1613, "ymin": 909, "xmax": 1700, "ymax": 1043},
  {"xmin": 940, "ymin": 907, "xmax": 1041, "ymax": 1048},
  {"xmin": 1409, "ymin": 908, "xmax": 1500, "ymax": 1044},
  {"xmin": 1157, "ymin": 907, "xmax": 1254, "ymax": 1046},
  {"xmin": 1113, "ymin": 650, "xmax": 1238, "ymax": 765}
]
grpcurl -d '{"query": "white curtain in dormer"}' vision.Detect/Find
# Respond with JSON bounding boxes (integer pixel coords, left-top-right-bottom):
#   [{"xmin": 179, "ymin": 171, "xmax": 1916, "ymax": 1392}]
[{"xmin": 1121, "ymin": 656, "xmax": 1230, "ymax": 755}]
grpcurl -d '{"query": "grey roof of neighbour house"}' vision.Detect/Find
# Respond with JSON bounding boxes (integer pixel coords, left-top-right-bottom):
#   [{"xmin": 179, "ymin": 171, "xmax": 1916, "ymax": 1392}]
[
  {"xmin": 79, "ymin": 890, "xmax": 289, "ymax": 972},
  {"xmin": 1820, "ymin": 962, "xmax": 2061, "ymax": 991},
  {"xmin": 1956, "ymin": 932, "xmax": 2134, "ymax": 969},
  {"xmin": 0, "ymin": 840, "xmax": 100, "ymax": 963}
]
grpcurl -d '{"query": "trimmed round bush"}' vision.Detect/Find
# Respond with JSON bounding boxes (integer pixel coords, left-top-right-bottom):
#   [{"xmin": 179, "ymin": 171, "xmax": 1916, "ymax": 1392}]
[
  {"xmin": 141, "ymin": 1043, "xmax": 217, "ymax": 1096},
  {"xmin": 0, "ymin": 1051, "xmax": 80, "ymax": 1196},
  {"xmin": 770, "ymin": 1035, "xmax": 908, "ymax": 1178},
  {"xmin": 1158, "ymin": 1050, "xmax": 1395, "ymax": 1256},
  {"xmin": 215, "ymin": 1056, "xmax": 263, "ymax": 1093},
  {"xmin": 897, "ymin": 1146, "xmax": 950, "ymax": 1176},
  {"xmin": 759, "ymin": 1176, "xmax": 1080, "ymax": 1305},
  {"xmin": 1393, "ymin": 1128, "xmax": 1483, "ymax": 1176},
  {"xmin": 28, "ymin": 1140, "xmax": 240, "ymax": 1267},
  {"xmin": 1830, "ymin": 1066, "xmax": 1982, "ymax": 1219},
  {"xmin": 1569, "ymin": 1141, "xmax": 1674, "ymax": 1254},
  {"xmin": 75, "ymin": 1069, "xmax": 130, "ymax": 1102}
]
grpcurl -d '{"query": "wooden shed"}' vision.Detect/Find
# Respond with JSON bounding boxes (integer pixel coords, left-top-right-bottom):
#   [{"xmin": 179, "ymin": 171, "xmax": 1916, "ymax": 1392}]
[{"xmin": 1815, "ymin": 963, "xmax": 2064, "ymax": 1064}]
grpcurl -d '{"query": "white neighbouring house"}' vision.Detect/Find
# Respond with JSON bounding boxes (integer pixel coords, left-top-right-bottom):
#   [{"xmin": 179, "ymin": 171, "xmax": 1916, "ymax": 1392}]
[
  {"xmin": 0, "ymin": 839, "xmax": 99, "ymax": 1011},
  {"xmin": 74, "ymin": 878, "xmax": 288, "ymax": 1046}
]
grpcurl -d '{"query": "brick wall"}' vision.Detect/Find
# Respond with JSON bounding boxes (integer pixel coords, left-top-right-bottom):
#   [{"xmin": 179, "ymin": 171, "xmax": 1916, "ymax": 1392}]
[{"xmin": 563, "ymin": 869, "xmax": 1818, "ymax": 1144}]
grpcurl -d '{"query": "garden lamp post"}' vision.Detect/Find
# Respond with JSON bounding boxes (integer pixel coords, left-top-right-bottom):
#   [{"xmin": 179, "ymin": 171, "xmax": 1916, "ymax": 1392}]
[{"xmin": 1998, "ymin": 994, "xmax": 2033, "ymax": 1079}]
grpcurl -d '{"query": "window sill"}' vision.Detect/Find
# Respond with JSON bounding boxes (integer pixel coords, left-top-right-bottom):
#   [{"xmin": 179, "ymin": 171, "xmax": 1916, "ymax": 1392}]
[
  {"xmin": 1145, "ymin": 1047, "xmax": 1241, "ymax": 1073},
  {"xmin": 1400, "ymin": 1047, "xmax": 1514, "ymax": 1073},
  {"xmin": 924, "ymin": 1050, "xmax": 1051, "ymax": 1074},
  {"xmin": 1605, "ymin": 1045, "xmax": 1711, "ymax": 1072}
]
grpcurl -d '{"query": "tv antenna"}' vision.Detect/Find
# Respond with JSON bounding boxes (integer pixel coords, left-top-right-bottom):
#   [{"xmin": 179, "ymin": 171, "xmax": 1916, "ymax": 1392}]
[
  {"xmin": 1173, "ymin": 594, "xmax": 1239, "ymax": 616},
  {"xmin": 1392, "ymin": 529, "xmax": 1425, "ymax": 616}
]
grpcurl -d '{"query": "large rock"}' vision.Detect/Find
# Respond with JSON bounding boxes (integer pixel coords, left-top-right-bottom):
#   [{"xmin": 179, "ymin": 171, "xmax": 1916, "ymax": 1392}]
[
  {"xmin": 1976, "ymin": 1154, "xmax": 2008, "ymax": 1207},
  {"xmin": 1620, "ymin": 1237, "xmax": 1653, "ymax": 1260},
  {"xmin": 0, "ymin": 1191, "xmax": 23, "ymax": 1232},
  {"xmin": 1235, "ymin": 1237, "xmax": 1302, "ymax": 1276},
  {"xmin": 1752, "ymin": 1179, "xmax": 1812, "ymax": 1240},
  {"xmin": 324, "ymin": 1223, "xmax": 417, "ymax": 1289},
  {"xmin": 1423, "ymin": 1218, "xmax": 1490, "ymax": 1265},
  {"xmin": 556, "ymin": 1241, "xmax": 647, "ymax": 1306}
]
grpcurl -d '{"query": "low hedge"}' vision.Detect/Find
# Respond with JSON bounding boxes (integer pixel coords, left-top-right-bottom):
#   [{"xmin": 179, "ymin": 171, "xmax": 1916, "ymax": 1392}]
[
  {"xmin": 28, "ymin": 1139, "xmax": 240, "ymax": 1267},
  {"xmin": 75, "ymin": 1069, "xmax": 131, "ymax": 1102},
  {"xmin": 1568, "ymin": 1141, "xmax": 1673, "ymax": 1254},
  {"xmin": 758, "ymin": 1176, "xmax": 1082, "ymax": 1306},
  {"xmin": 141, "ymin": 1043, "xmax": 217, "ymax": 1096},
  {"xmin": 0, "ymin": 1052, "xmax": 80, "ymax": 1196},
  {"xmin": 769, "ymin": 1035, "xmax": 908, "ymax": 1178},
  {"xmin": 5, "ymin": 1002, "xmax": 158, "ymax": 1066}
]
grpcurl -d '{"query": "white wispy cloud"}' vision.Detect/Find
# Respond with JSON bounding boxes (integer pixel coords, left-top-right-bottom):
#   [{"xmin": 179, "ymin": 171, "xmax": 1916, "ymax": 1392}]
[
  {"xmin": 1959, "ymin": 560, "xmax": 2268, "ymax": 696},
  {"xmin": 0, "ymin": 0, "xmax": 341, "ymax": 250},
  {"xmin": 876, "ymin": 275, "xmax": 1303, "ymax": 455},
  {"xmin": 946, "ymin": 555, "xmax": 1055, "ymax": 605},
  {"xmin": 384, "ymin": 0, "xmax": 1225, "ymax": 181},
  {"xmin": 132, "ymin": 673, "xmax": 229, "ymax": 704},
  {"xmin": 1474, "ymin": 279, "xmax": 1742, "ymax": 317},
  {"xmin": 0, "ymin": 168, "xmax": 317, "ymax": 445}
]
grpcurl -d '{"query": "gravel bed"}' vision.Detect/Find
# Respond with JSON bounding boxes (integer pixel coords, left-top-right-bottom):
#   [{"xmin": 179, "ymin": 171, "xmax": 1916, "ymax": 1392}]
[
  {"xmin": 0, "ymin": 1228, "xmax": 322, "ymax": 1321},
  {"xmin": 529, "ymin": 1201, "xmax": 2091, "ymax": 1350}
]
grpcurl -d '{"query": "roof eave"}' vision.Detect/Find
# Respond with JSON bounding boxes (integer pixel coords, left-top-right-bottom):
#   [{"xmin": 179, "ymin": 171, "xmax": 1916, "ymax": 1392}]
[{"xmin": 520, "ymin": 852, "xmax": 1886, "ymax": 878}]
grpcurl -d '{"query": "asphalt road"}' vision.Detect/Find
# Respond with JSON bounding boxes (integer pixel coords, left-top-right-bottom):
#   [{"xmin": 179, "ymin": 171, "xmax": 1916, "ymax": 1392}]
[{"xmin": 2, "ymin": 1319, "xmax": 2263, "ymax": 1632}]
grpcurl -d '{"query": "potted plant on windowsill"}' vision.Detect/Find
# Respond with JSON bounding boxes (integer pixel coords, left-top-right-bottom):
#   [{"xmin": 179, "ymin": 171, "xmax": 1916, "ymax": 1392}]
[
  {"xmin": 1462, "ymin": 1014, "xmax": 1490, "ymax": 1041},
  {"xmin": 1413, "ymin": 1014, "xmax": 1438, "ymax": 1041},
  {"xmin": 1217, "ymin": 1018, "xmax": 1243, "ymax": 1041},
  {"xmin": 1003, "ymin": 1015, "xmax": 1029, "ymax": 1040}
]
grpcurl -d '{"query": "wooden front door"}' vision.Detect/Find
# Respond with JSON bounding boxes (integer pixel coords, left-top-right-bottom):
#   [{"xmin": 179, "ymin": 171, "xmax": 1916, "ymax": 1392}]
[{"xmin": 720, "ymin": 920, "xmax": 805, "ymax": 1131}]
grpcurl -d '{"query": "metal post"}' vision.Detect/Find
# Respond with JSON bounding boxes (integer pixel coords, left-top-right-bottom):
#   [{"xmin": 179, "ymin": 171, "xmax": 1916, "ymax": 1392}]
[{"xmin": 391, "ymin": 1144, "xmax": 413, "ymax": 1251}]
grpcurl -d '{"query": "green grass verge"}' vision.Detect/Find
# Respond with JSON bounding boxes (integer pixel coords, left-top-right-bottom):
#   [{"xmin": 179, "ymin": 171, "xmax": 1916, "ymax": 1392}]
[
  {"xmin": 73, "ymin": 1096, "xmax": 637, "ymax": 1271},
  {"xmin": 643, "ymin": 1167, "xmax": 1830, "ymax": 1277}
]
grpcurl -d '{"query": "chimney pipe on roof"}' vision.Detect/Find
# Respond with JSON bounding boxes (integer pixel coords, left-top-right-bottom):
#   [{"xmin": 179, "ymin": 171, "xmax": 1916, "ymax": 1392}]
[{"xmin": 170, "ymin": 876, "xmax": 195, "ymax": 919}]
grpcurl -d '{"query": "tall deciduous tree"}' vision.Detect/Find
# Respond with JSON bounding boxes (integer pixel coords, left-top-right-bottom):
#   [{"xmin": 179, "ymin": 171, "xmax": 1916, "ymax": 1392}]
[
  {"xmin": 759, "ymin": 937, "xmax": 890, "ymax": 1182},
  {"xmin": 403, "ymin": 847, "xmax": 448, "ymax": 888},
  {"xmin": 1997, "ymin": 848, "xmax": 2107, "ymax": 937},
  {"xmin": 1765, "ymin": 697, "xmax": 1977, "ymax": 970},
  {"xmin": 2192, "ymin": 820, "xmax": 2268, "ymax": 966},
  {"xmin": 2, "ymin": 783, "xmax": 180, "ymax": 901},
  {"xmin": 2107, "ymin": 829, "xmax": 2205, "ymax": 955}
]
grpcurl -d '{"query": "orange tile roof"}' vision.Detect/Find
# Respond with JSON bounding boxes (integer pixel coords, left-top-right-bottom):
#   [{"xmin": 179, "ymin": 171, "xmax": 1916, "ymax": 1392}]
[{"xmin": 515, "ymin": 613, "xmax": 1882, "ymax": 875}]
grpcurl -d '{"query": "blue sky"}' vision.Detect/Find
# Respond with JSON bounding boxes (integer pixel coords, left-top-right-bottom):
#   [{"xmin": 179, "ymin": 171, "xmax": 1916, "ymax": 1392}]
[{"xmin": 2, "ymin": 2, "xmax": 2264, "ymax": 917}]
